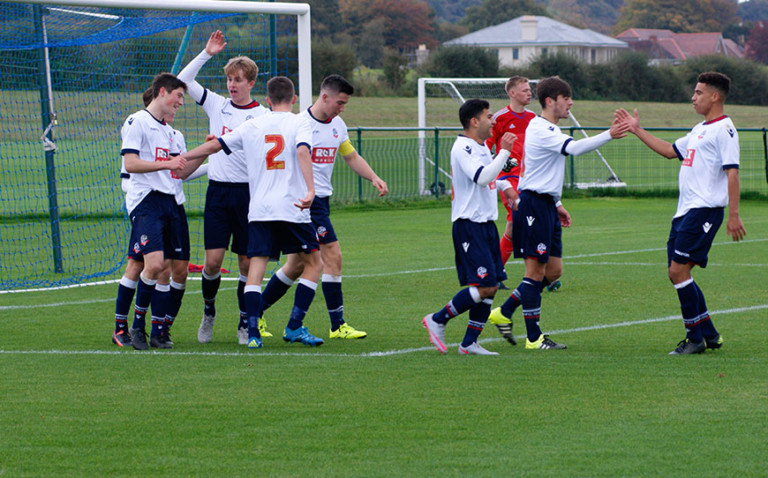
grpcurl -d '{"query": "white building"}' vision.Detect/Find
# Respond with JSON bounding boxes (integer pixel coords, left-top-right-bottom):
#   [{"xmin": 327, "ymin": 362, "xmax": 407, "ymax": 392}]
[{"xmin": 445, "ymin": 15, "xmax": 628, "ymax": 67}]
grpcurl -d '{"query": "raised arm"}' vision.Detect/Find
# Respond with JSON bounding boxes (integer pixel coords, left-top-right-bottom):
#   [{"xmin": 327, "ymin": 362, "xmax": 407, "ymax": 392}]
[
  {"xmin": 615, "ymin": 108, "xmax": 677, "ymax": 159},
  {"xmin": 177, "ymin": 31, "xmax": 227, "ymax": 104}
]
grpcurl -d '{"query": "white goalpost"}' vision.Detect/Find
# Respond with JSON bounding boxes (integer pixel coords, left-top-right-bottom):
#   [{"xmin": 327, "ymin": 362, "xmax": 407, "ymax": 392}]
[
  {"xmin": 1, "ymin": 0, "xmax": 312, "ymax": 289},
  {"xmin": 417, "ymin": 77, "xmax": 626, "ymax": 195}
]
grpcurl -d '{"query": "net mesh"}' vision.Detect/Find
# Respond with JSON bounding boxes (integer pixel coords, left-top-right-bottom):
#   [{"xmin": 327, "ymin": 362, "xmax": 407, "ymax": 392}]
[{"xmin": 0, "ymin": 2, "xmax": 298, "ymax": 290}]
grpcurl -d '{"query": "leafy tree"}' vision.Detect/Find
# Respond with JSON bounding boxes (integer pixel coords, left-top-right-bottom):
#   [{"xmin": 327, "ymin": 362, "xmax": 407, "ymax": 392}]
[
  {"xmin": 738, "ymin": 0, "xmax": 768, "ymax": 23},
  {"xmin": 357, "ymin": 17, "xmax": 387, "ymax": 68},
  {"xmin": 546, "ymin": 0, "xmax": 623, "ymax": 34},
  {"xmin": 339, "ymin": 0, "xmax": 437, "ymax": 49},
  {"xmin": 614, "ymin": 0, "xmax": 738, "ymax": 34},
  {"xmin": 460, "ymin": 0, "xmax": 549, "ymax": 32},
  {"xmin": 425, "ymin": 0, "xmax": 484, "ymax": 23},
  {"xmin": 525, "ymin": 51, "xmax": 589, "ymax": 96},
  {"xmin": 311, "ymin": 38, "xmax": 357, "ymax": 91},
  {"xmin": 745, "ymin": 21, "xmax": 768, "ymax": 64},
  {"xmin": 682, "ymin": 55, "xmax": 768, "ymax": 105},
  {"xmin": 382, "ymin": 48, "xmax": 409, "ymax": 90},
  {"xmin": 425, "ymin": 45, "xmax": 499, "ymax": 77},
  {"xmin": 302, "ymin": 0, "xmax": 343, "ymax": 37}
]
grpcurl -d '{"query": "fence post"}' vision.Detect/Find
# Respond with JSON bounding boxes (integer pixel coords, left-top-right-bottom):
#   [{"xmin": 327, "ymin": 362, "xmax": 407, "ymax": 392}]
[
  {"xmin": 763, "ymin": 128, "xmax": 767, "ymax": 184},
  {"xmin": 569, "ymin": 127, "xmax": 575, "ymax": 189},
  {"xmin": 357, "ymin": 128, "xmax": 363, "ymax": 202},
  {"xmin": 434, "ymin": 128, "xmax": 440, "ymax": 198}
]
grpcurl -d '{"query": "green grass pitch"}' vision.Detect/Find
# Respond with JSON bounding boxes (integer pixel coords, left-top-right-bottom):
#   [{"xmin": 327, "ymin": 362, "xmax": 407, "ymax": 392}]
[{"xmin": 1, "ymin": 197, "xmax": 766, "ymax": 476}]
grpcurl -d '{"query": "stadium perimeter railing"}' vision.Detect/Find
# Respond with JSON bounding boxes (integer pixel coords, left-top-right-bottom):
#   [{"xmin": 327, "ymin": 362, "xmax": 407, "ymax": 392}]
[{"xmin": 327, "ymin": 126, "xmax": 768, "ymax": 203}]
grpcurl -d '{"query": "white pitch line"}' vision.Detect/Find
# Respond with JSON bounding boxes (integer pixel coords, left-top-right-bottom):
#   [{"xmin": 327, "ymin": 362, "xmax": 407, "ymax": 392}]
[
  {"xmin": 4, "ymin": 237, "xmax": 765, "ymax": 294},
  {"xmin": 0, "ymin": 304, "xmax": 764, "ymax": 358}
]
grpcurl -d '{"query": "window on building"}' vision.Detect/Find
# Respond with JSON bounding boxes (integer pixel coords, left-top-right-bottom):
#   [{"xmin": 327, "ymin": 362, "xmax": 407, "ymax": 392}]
[
  {"xmin": 513, "ymin": 48, "xmax": 519, "ymax": 60},
  {"xmin": 591, "ymin": 49, "xmax": 596, "ymax": 63}
]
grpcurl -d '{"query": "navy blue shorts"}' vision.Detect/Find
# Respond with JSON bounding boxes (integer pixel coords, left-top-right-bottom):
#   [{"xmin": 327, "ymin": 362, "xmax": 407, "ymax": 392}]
[
  {"xmin": 204, "ymin": 180, "xmax": 249, "ymax": 255},
  {"xmin": 667, "ymin": 207, "xmax": 724, "ymax": 268},
  {"xmin": 128, "ymin": 193, "xmax": 190, "ymax": 261},
  {"xmin": 247, "ymin": 221, "xmax": 319, "ymax": 259},
  {"xmin": 512, "ymin": 190, "xmax": 562, "ymax": 263},
  {"xmin": 452, "ymin": 219, "xmax": 506, "ymax": 287},
  {"xmin": 309, "ymin": 195, "xmax": 337, "ymax": 244}
]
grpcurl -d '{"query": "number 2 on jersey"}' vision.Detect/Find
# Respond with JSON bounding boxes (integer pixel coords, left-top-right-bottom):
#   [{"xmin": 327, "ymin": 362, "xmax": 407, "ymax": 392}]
[{"xmin": 265, "ymin": 134, "xmax": 285, "ymax": 170}]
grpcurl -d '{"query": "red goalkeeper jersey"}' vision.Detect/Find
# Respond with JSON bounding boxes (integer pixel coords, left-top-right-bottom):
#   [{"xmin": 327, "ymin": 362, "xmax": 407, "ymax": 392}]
[{"xmin": 485, "ymin": 106, "xmax": 536, "ymax": 184}]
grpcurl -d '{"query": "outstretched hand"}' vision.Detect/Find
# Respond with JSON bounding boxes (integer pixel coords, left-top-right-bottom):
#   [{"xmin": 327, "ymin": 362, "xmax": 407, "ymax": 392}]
[
  {"xmin": 608, "ymin": 115, "xmax": 631, "ymax": 139},
  {"xmin": 205, "ymin": 30, "xmax": 227, "ymax": 56},
  {"xmin": 614, "ymin": 108, "xmax": 640, "ymax": 135},
  {"xmin": 372, "ymin": 177, "xmax": 389, "ymax": 197}
]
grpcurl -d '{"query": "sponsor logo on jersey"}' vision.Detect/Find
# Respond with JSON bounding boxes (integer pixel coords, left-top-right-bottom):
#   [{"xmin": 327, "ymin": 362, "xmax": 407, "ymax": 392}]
[
  {"xmin": 548, "ymin": 126, "xmax": 555, "ymax": 131},
  {"xmin": 508, "ymin": 124, "xmax": 516, "ymax": 129},
  {"xmin": 703, "ymin": 222, "xmax": 712, "ymax": 233},
  {"xmin": 727, "ymin": 127, "xmax": 735, "ymax": 138},
  {"xmin": 127, "ymin": 117, "xmax": 134, "ymax": 125},
  {"xmin": 526, "ymin": 216, "xmax": 535, "ymax": 226},
  {"xmin": 464, "ymin": 145, "xmax": 472, "ymax": 154},
  {"xmin": 536, "ymin": 243, "xmax": 547, "ymax": 255},
  {"xmin": 476, "ymin": 266, "xmax": 488, "ymax": 279},
  {"xmin": 155, "ymin": 147, "xmax": 169, "ymax": 161},
  {"xmin": 246, "ymin": 115, "xmax": 254, "ymax": 121},
  {"xmin": 682, "ymin": 149, "xmax": 695, "ymax": 167},
  {"xmin": 674, "ymin": 249, "xmax": 690, "ymax": 258},
  {"xmin": 220, "ymin": 107, "xmax": 232, "ymax": 116},
  {"xmin": 462, "ymin": 242, "xmax": 470, "ymax": 252},
  {"xmin": 317, "ymin": 226, "xmax": 328, "ymax": 237},
  {"xmin": 222, "ymin": 126, "xmax": 232, "ymax": 135},
  {"xmin": 312, "ymin": 147, "xmax": 337, "ymax": 164}
]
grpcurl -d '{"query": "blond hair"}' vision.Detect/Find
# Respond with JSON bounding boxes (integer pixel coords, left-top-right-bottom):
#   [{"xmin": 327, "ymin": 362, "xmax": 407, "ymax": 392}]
[
  {"xmin": 223, "ymin": 56, "xmax": 258, "ymax": 82},
  {"xmin": 505, "ymin": 75, "xmax": 529, "ymax": 92}
]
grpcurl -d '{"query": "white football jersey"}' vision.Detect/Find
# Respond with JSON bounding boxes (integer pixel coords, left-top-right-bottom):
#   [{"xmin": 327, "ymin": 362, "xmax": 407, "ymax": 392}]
[
  {"xmin": 219, "ymin": 111, "xmax": 313, "ymax": 223},
  {"xmin": 121, "ymin": 128, "xmax": 187, "ymax": 206},
  {"xmin": 177, "ymin": 49, "xmax": 269, "ymax": 184},
  {"xmin": 450, "ymin": 135, "xmax": 498, "ymax": 223},
  {"xmin": 300, "ymin": 108, "xmax": 349, "ymax": 198},
  {"xmin": 199, "ymin": 90, "xmax": 269, "ymax": 183},
  {"xmin": 120, "ymin": 109, "xmax": 181, "ymax": 214},
  {"xmin": 673, "ymin": 115, "xmax": 739, "ymax": 218},
  {"xmin": 518, "ymin": 115, "xmax": 572, "ymax": 202}
]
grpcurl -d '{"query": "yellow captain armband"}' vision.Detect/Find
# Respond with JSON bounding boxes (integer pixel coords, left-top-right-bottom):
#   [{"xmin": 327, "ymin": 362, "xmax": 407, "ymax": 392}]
[{"xmin": 339, "ymin": 139, "xmax": 355, "ymax": 157}]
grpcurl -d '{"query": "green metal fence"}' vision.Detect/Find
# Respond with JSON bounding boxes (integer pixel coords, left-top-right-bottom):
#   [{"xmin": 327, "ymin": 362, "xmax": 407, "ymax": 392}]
[{"xmin": 331, "ymin": 126, "xmax": 768, "ymax": 203}]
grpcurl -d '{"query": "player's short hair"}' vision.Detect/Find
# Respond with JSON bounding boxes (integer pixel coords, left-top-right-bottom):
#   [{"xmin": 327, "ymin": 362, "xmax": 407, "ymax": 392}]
[
  {"xmin": 150, "ymin": 73, "xmax": 186, "ymax": 99},
  {"xmin": 142, "ymin": 87, "xmax": 152, "ymax": 107},
  {"xmin": 223, "ymin": 56, "xmax": 259, "ymax": 83},
  {"xmin": 267, "ymin": 76, "xmax": 295, "ymax": 105},
  {"xmin": 537, "ymin": 76, "xmax": 571, "ymax": 109},
  {"xmin": 698, "ymin": 71, "xmax": 730, "ymax": 98},
  {"xmin": 459, "ymin": 98, "xmax": 490, "ymax": 129},
  {"xmin": 505, "ymin": 75, "xmax": 529, "ymax": 92},
  {"xmin": 320, "ymin": 74, "xmax": 355, "ymax": 96}
]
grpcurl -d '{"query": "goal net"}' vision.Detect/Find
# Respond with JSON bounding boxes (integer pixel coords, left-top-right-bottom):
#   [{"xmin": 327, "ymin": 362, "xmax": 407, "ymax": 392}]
[
  {"xmin": 417, "ymin": 77, "xmax": 625, "ymax": 195},
  {"xmin": 0, "ymin": 0, "xmax": 310, "ymax": 290}
]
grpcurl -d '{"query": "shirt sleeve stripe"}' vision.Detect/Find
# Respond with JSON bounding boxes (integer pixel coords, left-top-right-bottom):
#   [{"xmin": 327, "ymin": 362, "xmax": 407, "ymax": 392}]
[
  {"xmin": 217, "ymin": 137, "xmax": 232, "ymax": 155},
  {"xmin": 560, "ymin": 138, "xmax": 573, "ymax": 156}
]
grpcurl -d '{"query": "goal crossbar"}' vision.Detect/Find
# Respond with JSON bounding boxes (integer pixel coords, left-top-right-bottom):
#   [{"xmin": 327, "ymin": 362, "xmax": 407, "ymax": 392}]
[{"xmin": 20, "ymin": 0, "xmax": 313, "ymax": 109}]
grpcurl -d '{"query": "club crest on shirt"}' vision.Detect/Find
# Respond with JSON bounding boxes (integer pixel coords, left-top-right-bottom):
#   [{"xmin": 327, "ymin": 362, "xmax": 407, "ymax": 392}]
[
  {"xmin": 332, "ymin": 128, "xmax": 339, "ymax": 138},
  {"xmin": 536, "ymin": 243, "xmax": 547, "ymax": 255},
  {"xmin": 476, "ymin": 266, "xmax": 488, "ymax": 279}
]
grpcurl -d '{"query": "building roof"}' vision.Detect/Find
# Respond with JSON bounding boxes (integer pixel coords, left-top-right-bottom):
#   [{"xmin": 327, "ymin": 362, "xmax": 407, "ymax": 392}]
[
  {"xmin": 445, "ymin": 15, "xmax": 627, "ymax": 48},
  {"xmin": 615, "ymin": 28, "xmax": 744, "ymax": 60}
]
